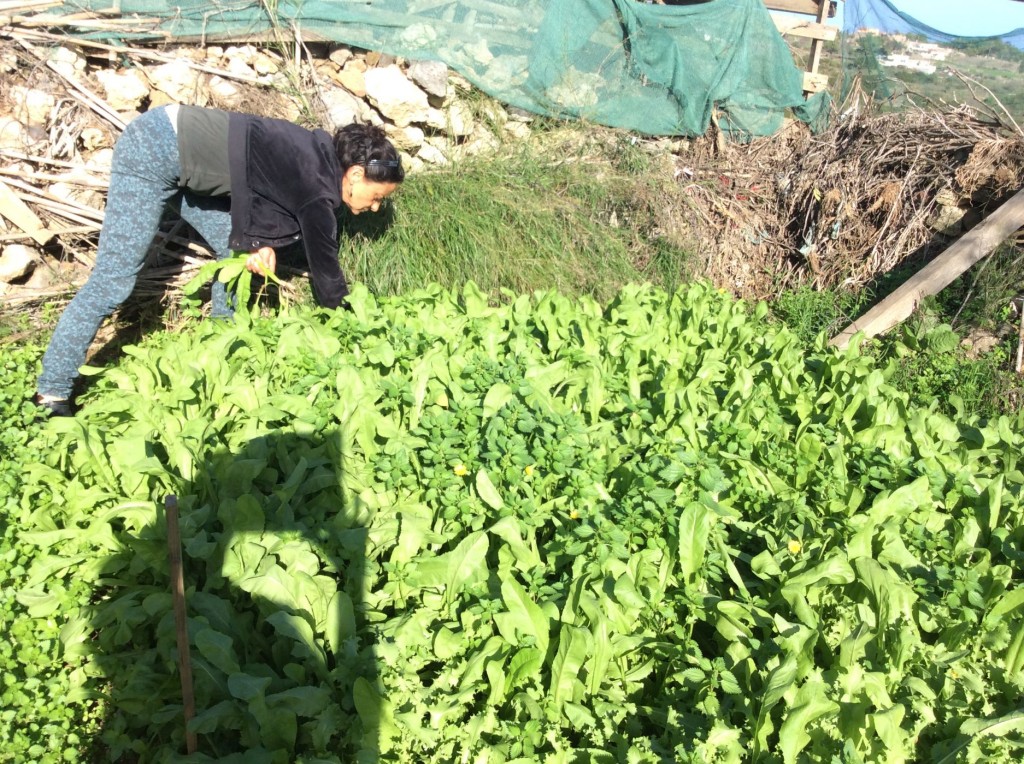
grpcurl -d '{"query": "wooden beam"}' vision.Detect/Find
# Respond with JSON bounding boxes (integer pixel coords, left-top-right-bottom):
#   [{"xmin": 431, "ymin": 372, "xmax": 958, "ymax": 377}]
[
  {"xmin": 806, "ymin": 1, "xmax": 830, "ymax": 76},
  {"xmin": 764, "ymin": 0, "xmax": 824, "ymax": 15},
  {"xmin": 831, "ymin": 187, "xmax": 1024, "ymax": 349},
  {"xmin": 0, "ymin": 177, "xmax": 51, "ymax": 245},
  {"xmin": 774, "ymin": 20, "xmax": 838, "ymax": 41},
  {"xmin": 802, "ymin": 71, "xmax": 829, "ymax": 93}
]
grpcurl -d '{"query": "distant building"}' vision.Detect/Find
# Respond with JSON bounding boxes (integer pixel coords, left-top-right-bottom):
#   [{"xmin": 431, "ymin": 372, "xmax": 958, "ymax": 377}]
[
  {"xmin": 905, "ymin": 41, "xmax": 950, "ymax": 61},
  {"xmin": 878, "ymin": 53, "xmax": 937, "ymax": 74}
]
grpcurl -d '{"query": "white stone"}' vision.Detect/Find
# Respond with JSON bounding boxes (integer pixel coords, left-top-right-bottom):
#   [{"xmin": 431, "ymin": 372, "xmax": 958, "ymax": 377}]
[
  {"xmin": 417, "ymin": 139, "xmax": 449, "ymax": 166},
  {"xmin": 86, "ymin": 148, "xmax": 114, "ymax": 172},
  {"xmin": 208, "ymin": 75, "xmax": 242, "ymax": 103},
  {"xmin": 9, "ymin": 86, "xmax": 56, "ymax": 127},
  {"xmin": 503, "ymin": 121, "xmax": 532, "ymax": 140},
  {"xmin": 328, "ymin": 46, "xmax": 354, "ymax": 67},
  {"xmin": 457, "ymin": 125, "xmax": 501, "ymax": 158},
  {"xmin": 446, "ymin": 100, "xmax": 475, "ymax": 137},
  {"xmin": 0, "ymin": 244, "xmax": 38, "ymax": 284},
  {"xmin": 0, "ymin": 116, "xmax": 34, "ymax": 150},
  {"xmin": 320, "ymin": 87, "xmax": 371, "ymax": 131},
  {"xmin": 399, "ymin": 23, "xmax": 439, "ymax": 49},
  {"xmin": 224, "ymin": 45, "xmax": 258, "ymax": 67},
  {"xmin": 363, "ymin": 65, "xmax": 429, "ymax": 128},
  {"xmin": 47, "ymin": 46, "xmax": 87, "ymax": 79},
  {"xmin": 384, "ymin": 124, "xmax": 424, "ymax": 153},
  {"xmin": 408, "ymin": 60, "xmax": 448, "ymax": 99},
  {"xmin": 252, "ymin": 51, "xmax": 280, "ymax": 76},
  {"xmin": 148, "ymin": 59, "xmax": 201, "ymax": 102},
  {"xmin": 79, "ymin": 127, "xmax": 110, "ymax": 152},
  {"xmin": 224, "ymin": 56, "xmax": 257, "ymax": 80},
  {"xmin": 93, "ymin": 69, "xmax": 150, "ymax": 113}
]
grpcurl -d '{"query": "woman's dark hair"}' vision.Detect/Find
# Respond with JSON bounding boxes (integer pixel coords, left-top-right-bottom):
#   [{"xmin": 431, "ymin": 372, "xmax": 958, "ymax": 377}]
[{"xmin": 332, "ymin": 122, "xmax": 405, "ymax": 184}]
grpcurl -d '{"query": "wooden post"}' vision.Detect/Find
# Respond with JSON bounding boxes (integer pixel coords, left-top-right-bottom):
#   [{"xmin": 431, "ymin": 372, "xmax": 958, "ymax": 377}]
[
  {"xmin": 806, "ymin": 0, "xmax": 830, "ymax": 79},
  {"xmin": 831, "ymin": 187, "xmax": 1024, "ymax": 349},
  {"xmin": 166, "ymin": 495, "xmax": 198, "ymax": 755}
]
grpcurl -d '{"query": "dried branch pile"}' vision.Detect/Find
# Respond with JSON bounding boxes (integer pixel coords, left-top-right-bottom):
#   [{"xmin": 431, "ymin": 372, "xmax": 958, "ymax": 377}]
[{"xmin": 677, "ymin": 102, "xmax": 1024, "ymax": 299}]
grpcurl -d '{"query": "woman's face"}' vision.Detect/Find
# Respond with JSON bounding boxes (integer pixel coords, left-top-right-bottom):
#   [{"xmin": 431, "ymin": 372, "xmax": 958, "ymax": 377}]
[{"xmin": 342, "ymin": 166, "xmax": 399, "ymax": 215}]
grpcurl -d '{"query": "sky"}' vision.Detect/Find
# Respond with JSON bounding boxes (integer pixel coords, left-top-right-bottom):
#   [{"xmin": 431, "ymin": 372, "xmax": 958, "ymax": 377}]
[{"xmin": 835, "ymin": 0, "xmax": 1024, "ymax": 36}]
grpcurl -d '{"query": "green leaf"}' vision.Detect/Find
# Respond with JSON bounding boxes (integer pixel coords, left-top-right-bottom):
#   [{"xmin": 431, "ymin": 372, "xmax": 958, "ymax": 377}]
[
  {"xmin": 475, "ymin": 469, "xmax": 504, "ymax": 510},
  {"xmin": 482, "ymin": 383, "xmax": 515, "ymax": 418},
  {"xmin": 678, "ymin": 501, "xmax": 711, "ymax": 584},
  {"xmin": 227, "ymin": 672, "xmax": 271, "ymax": 702},
  {"xmin": 495, "ymin": 573, "xmax": 550, "ymax": 657},
  {"xmin": 444, "ymin": 531, "xmax": 489, "ymax": 607},
  {"xmin": 549, "ymin": 625, "xmax": 589, "ymax": 709},
  {"xmin": 194, "ymin": 628, "xmax": 241, "ymax": 676},
  {"xmin": 778, "ymin": 680, "xmax": 839, "ymax": 763},
  {"xmin": 326, "ymin": 591, "xmax": 356, "ymax": 656}
]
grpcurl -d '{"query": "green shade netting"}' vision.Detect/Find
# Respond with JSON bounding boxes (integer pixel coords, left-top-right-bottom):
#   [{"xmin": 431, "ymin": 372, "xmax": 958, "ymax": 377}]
[{"xmin": 54, "ymin": 0, "xmax": 830, "ymax": 137}]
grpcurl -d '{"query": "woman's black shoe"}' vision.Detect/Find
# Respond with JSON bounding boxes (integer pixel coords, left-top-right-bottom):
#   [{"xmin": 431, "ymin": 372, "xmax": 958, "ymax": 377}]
[{"xmin": 33, "ymin": 394, "xmax": 73, "ymax": 417}]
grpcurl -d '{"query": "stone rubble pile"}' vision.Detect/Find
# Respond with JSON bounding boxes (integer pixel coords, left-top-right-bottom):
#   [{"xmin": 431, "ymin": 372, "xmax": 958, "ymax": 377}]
[{"xmin": 0, "ymin": 38, "xmax": 535, "ymax": 292}]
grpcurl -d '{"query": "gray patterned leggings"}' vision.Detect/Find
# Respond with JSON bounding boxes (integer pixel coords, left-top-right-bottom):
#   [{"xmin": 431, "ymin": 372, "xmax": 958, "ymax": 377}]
[{"xmin": 38, "ymin": 106, "xmax": 233, "ymax": 399}]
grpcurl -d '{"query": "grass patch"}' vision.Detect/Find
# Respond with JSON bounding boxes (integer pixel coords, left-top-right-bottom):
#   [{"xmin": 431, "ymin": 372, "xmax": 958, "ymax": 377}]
[{"xmin": 336, "ymin": 129, "xmax": 696, "ymax": 302}]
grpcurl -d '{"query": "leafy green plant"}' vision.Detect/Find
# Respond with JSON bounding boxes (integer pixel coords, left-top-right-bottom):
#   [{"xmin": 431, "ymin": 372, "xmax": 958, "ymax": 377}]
[
  {"xmin": 6, "ymin": 282, "xmax": 1023, "ymax": 762},
  {"xmin": 183, "ymin": 254, "xmax": 286, "ymax": 316},
  {"xmin": 0, "ymin": 342, "xmax": 105, "ymax": 761}
]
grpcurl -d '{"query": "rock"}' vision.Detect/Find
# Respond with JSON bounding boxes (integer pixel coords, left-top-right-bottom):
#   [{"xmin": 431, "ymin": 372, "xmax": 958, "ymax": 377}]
[
  {"xmin": 224, "ymin": 56, "xmax": 257, "ymax": 80},
  {"xmin": 252, "ymin": 51, "xmax": 280, "ymax": 76},
  {"xmin": 148, "ymin": 59, "xmax": 201, "ymax": 102},
  {"xmin": 93, "ymin": 69, "xmax": 150, "ymax": 113},
  {"xmin": 86, "ymin": 148, "xmax": 114, "ymax": 173},
  {"xmin": 320, "ymin": 87, "xmax": 371, "ymax": 130},
  {"xmin": 207, "ymin": 75, "xmax": 243, "ymax": 104},
  {"xmin": 0, "ymin": 244, "xmax": 38, "ymax": 284},
  {"xmin": 0, "ymin": 47, "xmax": 16, "ymax": 74},
  {"xmin": 46, "ymin": 46, "xmax": 87, "ymax": 80},
  {"xmin": 364, "ymin": 65, "xmax": 429, "ymax": 127},
  {"xmin": 426, "ymin": 100, "xmax": 475, "ymax": 137},
  {"xmin": 328, "ymin": 46, "xmax": 354, "ymax": 67},
  {"xmin": 457, "ymin": 124, "xmax": 500, "ymax": 158},
  {"xmin": 503, "ymin": 120, "xmax": 532, "ymax": 140},
  {"xmin": 0, "ymin": 116, "xmax": 35, "ymax": 150},
  {"xmin": 508, "ymin": 106, "xmax": 535, "ymax": 122},
  {"xmin": 417, "ymin": 139, "xmax": 449, "ymax": 166},
  {"xmin": 9, "ymin": 86, "xmax": 56, "ymax": 127},
  {"xmin": 384, "ymin": 124, "xmax": 424, "ymax": 153},
  {"xmin": 364, "ymin": 51, "xmax": 396, "ymax": 68},
  {"xmin": 399, "ymin": 23, "xmax": 439, "ymax": 49},
  {"xmin": 332, "ymin": 66, "xmax": 366, "ymax": 98},
  {"xmin": 408, "ymin": 60, "xmax": 449, "ymax": 99}
]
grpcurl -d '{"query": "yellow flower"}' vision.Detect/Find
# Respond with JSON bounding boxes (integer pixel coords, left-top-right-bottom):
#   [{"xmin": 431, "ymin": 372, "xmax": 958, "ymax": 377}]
[
  {"xmin": 787, "ymin": 539, "xmax": 802, "ymax": 554},
  {"xmin": 453, "ymin": 463, "xmax": 468, "ymax": 476},
  {"xmin": 569, "ymin": 509, "xmax": 580, "ymax": 520},
  {"xmin": 524, "ymin": 464, "xmax": 535, "ymax": 477}
]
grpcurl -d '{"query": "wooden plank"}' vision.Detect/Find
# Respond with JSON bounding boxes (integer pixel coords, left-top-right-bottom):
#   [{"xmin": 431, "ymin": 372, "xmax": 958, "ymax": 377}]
[
  {"xmin": 802, "ymin": 71, "xmax": 829, "ymax": 93},
  {"xmin": 831, "ymin": 187, "xmax": 1024, "ymax": 349},
  {"xmin": 774, "ymin": 20, "xmax": 838, "ymax": 41},
  {"xmin": 0, "ymin": 177, "xmax": 51, "ymax": 245},
  {"xmin": 764, "ymin": 0, "xmax": 822, "ymax": 14},
  {"xmin": 807, "ymin": 1, "xmax": 830, "ymax": 76}
]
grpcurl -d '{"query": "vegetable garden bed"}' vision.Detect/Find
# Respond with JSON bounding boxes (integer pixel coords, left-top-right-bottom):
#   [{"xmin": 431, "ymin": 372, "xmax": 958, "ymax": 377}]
[{"xmin": 4, "ymin": 282, "xmax": 1024, "ymax": 762}]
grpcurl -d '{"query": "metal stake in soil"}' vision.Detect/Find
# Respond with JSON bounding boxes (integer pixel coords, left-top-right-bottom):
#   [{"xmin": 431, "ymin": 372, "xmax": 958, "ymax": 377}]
[{"xmin": 166, "ymin": 494, "xmax": 197, "ymax": 754}]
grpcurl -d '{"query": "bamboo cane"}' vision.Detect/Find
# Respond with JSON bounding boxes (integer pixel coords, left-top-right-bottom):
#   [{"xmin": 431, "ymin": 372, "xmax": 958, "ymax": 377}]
[{"xmin": 165, "ymin": 495, "xmax": 198, "ymax": 755}]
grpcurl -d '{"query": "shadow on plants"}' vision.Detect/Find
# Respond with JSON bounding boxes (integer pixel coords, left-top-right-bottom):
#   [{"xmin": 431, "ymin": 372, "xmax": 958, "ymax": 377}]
[{"xmin": 83, "ymin": 427, "xmax": 381, "ymax": 762}]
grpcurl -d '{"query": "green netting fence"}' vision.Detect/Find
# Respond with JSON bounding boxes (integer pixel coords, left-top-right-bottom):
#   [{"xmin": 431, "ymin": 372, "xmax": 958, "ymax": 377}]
[{"xmin": 52, "ymin": 0, "xmax": 829, "ymax": 137}]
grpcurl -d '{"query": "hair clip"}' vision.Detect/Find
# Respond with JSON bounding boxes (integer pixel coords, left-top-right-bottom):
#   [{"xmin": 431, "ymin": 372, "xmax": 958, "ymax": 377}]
[{"xmin": 366, "ymin": 159, "xmax": 401, "ymax": 168}]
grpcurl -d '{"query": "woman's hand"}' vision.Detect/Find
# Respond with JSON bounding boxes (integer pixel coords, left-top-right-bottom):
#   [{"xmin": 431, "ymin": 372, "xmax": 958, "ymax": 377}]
[{"xmin": 245, "ymin": 246, "xmax": 277, "ymax": 276}]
